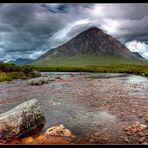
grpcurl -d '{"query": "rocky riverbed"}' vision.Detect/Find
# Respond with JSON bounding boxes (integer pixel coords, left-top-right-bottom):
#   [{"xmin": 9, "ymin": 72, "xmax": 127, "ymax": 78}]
[{"xmin": 0, "ymin": 72, "xmax": 148, "ymax": 144}]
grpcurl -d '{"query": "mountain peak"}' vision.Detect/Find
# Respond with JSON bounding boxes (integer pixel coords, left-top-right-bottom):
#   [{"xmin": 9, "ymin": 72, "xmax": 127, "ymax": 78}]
[
  {"xmin": 86, "ymin": 26, "xmax": 102, "ymax": 32},
  {"xmin": 37, "ymin": 27, "xmax": 137, "ymax": 61},
  {"xmin": 79, "ymin": 26, "xmax": 103, "ymax": 36}
]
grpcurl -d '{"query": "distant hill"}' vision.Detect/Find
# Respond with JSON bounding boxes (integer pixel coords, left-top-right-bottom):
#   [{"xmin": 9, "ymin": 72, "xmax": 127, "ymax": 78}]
[
  {"xmin": 33, "ymin": 27, "xmax": 145, "ymax": 66},
  {"xmin": 7, "ymin": 58, "xmax": 34, "ymax": 65},
  {"xmin": 132, "ymin": 52, "xmax": 146, "ymax": 60}
]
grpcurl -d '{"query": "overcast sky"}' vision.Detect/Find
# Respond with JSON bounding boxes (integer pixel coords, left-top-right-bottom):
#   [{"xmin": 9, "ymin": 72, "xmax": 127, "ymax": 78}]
[{"xmin": 0, "ymin": 3, "xmax": 148, "ymax": 62}]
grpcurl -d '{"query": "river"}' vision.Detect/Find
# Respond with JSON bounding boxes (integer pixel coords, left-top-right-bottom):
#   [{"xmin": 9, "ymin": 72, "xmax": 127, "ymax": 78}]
[{"xmin": 0, "ymin": 72, "xmax": 148, "ymax": 138}]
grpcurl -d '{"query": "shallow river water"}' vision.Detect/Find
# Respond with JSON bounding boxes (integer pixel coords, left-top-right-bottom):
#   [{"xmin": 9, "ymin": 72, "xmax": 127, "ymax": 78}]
[{"xmin": 0, "ymin": 72, "xmax": 148, "ymax": 137}]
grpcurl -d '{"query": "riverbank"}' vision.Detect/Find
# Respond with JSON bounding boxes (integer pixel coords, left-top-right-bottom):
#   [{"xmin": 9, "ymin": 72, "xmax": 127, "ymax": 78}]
[
  {"xmin": 0, "ymin": 63, "xmax": 40, "ymax": 82},
  {"xmin": 30, "ymin": 64, "xmax": 148, "ymax": 77},
  {"xmin": 0, "ymin": 63, "xmax": 147, "ymax": 82}
]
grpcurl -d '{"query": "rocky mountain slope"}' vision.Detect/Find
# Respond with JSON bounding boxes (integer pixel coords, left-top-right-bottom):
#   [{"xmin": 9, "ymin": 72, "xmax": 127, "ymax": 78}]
[
  {"xmin": 38, "ymin": 27, "xmax": 136, "ymax": 59},
  {"xmin": 132, "ymin": 52, "xmax": 146, "ymax": 60},
  {"xmin": 34, "ymin": 27, "xmax": 143, "ymax": 66}
]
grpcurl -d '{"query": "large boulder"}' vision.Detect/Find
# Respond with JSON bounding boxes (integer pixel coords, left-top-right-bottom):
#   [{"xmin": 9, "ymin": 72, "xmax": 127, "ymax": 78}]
[
  {"xmin": 28, "ymin": 77, "xmax": 55, "ymax": 85},
  {"xmin": 0, "ymin": 99, "xmax": 45, "ymax": 139}
]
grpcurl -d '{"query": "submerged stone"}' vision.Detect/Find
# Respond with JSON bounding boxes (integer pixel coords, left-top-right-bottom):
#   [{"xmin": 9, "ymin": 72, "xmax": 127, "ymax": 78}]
[{"xmin": 45, "ymin": 124, "xmax": 74, "ymax": 138}]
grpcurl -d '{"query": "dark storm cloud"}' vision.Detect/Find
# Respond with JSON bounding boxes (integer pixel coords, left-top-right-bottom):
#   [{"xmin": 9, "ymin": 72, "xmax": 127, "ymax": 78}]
[
  {"xmin": 0, "ymin": 3, "xmax": 68, "ymax": 61},
  {"xmin": 0, "ymin": 3, "xmax": 148, "ymax": 61},
  {"xmin": 40, "ymin": 3, "xmax": 69, "ymax": 13},
  {"xmin": 0, "ymin": 24, "xmax": 14, "ymax": 32}
]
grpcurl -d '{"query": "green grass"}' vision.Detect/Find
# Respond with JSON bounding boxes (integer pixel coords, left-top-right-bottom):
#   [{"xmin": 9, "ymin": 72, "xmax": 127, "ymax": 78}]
[
  {"xmin": 28, "ymin": 64, "xmax": 148, "ymax": 77},
  {"xmin": 0, "ymin": 54, "xmax": 148, "ymax": 82},
  {"xmin": 0, "ymin": 72, "xmax": 12, "ymax": 81},
  {"xmin": 33, "ymin": 54, "xmax": 147, "ymax": 66},
  {"xmin": 0, "ymin": 63, "xmax": 41, "ymax": 82},
  {"xmin": 31, "ymin": 54, "xmax": 148, "ymax": 77}
]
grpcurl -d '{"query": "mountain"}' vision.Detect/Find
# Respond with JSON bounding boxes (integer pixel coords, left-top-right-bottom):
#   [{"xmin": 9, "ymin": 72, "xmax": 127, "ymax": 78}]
[
  {"xmin": 132, "ymin": 52, "xmax": 146, "ymax": 60},
  {"xmin": 34, "ymin": 27, "xmax": 144, "ymax": 66},
  {"xmin": 7, "ymin": 58, "xmax": 34, "ymax": 65}
]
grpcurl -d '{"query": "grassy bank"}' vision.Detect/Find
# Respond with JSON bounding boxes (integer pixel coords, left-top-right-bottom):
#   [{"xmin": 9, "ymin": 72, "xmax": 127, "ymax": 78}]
[
  {"xmin": 29, "ymin": 64, "xmax": 148, "ymax": 77},
  {"xmin": 0, "ymin": 63, "xmax": 41, "ymax": 82},
  {"xmin": 32, "ymin": 54, "xmax": 148, "ymax": 77},
  {"xmin": 33, "ymin": 54, "xmax": 147, "ymax": 66},
  {"xmin": 0, "ymin": 62, "xmax": 147, "ymax": 82}
]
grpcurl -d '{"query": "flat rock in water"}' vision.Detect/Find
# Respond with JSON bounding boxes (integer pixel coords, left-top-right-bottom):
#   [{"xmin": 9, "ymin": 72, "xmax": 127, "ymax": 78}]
[
  {"xmin": 45, "ymin": 124, "xmax": 74, "ymax": 138},
  {"xmin": 0, "ymin": 99, "xmax": 45, "ymax": 139}
]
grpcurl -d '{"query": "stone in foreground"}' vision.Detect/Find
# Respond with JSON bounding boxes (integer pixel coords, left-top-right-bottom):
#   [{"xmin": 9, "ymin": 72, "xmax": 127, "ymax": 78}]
[
  {"xmin": 0, "ymin": 99, "xmax": 45, "ymax": 139},
  {"xmin": 45, "ymin": 124, "xmax": 75, "ymax": 138},
  {"xmin": 34, "ymin": 124, "xmax": 75, "ymax": 144}
]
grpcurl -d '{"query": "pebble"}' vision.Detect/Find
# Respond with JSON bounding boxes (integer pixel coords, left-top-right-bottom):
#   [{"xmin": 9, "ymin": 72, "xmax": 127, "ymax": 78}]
[
  {"xmin": 124, "ymin": 128, "xmax": 129, "ymax": 131},
  {"xmin": 140, "ymin": 124, "xmax": 147, "ymax": 130},
  {"xmin": 145, "ymin": 132, "xmax": 148, "ymax": 136},
  {"xmin": 138, "ymin": 137, "xmax": 145, "ymax": 143},
  {"xmin": 89, "ymin": 139, "xmax": 94, "ymax": 143},
  {"xmin": 124, "ymin": 138, "xmax": 129, "ymax": 143},
  {"xmin": 121, "ymin": 112, "xmax": 124, "ymax": 116},
  {"xmin": 94, "ymin": 132, "xmax": 100, "ymax": 136},
  {"xmin": 126, "ymin": 131, "xmax": 131, "ymax": 136},
  {"xmin": 131, "ymin": 125, "xmax": 136, "ymax": 128},
  {"xmin": 135, "ymin": 121, "xmax": 140, "ymax": 125},
  {"xmin": 137, "ymin": 128, "xmax": 141, "ymax": 132},
  {"xmin": 130, "ymin": 128, "xmax": 137, "ymax": 133},
  {"xmin": 138, "ymin": 132, "xmax": 145, "ymax": 137}
]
